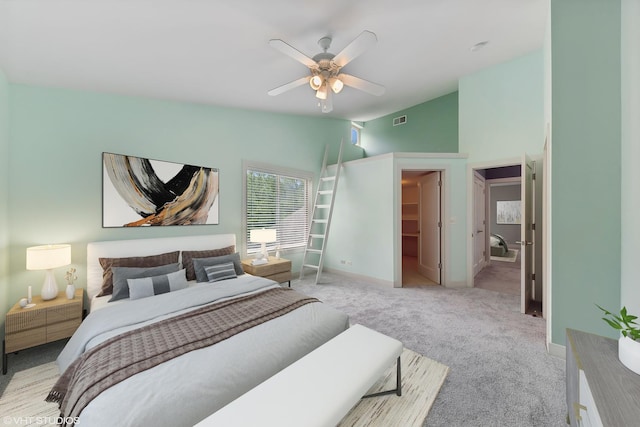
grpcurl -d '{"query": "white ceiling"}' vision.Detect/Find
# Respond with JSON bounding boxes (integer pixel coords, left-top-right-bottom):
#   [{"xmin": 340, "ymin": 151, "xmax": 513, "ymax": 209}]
[{"xmin": 0, "ymin": 0, "xmax": 548, "ymax": 122}]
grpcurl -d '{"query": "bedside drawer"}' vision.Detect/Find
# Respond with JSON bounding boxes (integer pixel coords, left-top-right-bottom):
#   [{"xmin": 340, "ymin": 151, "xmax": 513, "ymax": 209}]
[
  {"xmin": 268, "ymin": 271, "xmax": 293, "ymax": 284},
  {"xmin": 47, "ymin": 319, "xmax": 81, "ymax": 342},
  {"xmin": 5, "ymin": 309, "xmax": 46, "ymax": 334},
  {"xmin": 48, "ymin": 303, "xmax": 82, "ymax": 323},
  {"xmin": 6, "ymin": 327, "xmax": 47, "ymax": 353}
]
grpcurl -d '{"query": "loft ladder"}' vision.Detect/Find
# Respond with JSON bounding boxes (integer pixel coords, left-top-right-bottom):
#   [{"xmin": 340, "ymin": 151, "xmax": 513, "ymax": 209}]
[{"xmin": 300, "ymin": 140, "xmax": 344, "ymax": 284}]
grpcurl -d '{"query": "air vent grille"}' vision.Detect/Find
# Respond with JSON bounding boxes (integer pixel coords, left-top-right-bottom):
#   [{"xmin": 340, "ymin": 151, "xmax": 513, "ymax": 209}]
[{"xmin": 393, "ymin": 115, "xmax": 407, "ymax": 126}]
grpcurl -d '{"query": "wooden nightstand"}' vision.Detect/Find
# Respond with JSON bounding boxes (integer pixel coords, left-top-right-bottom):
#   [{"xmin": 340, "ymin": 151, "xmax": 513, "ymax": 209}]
[
  {"xmin": 3, "ymin": 288, "xmax": 83, "ymax": 374},
  {"xmin": 242, "ymin": 257, "xmax": 292, "ymax": 287}
]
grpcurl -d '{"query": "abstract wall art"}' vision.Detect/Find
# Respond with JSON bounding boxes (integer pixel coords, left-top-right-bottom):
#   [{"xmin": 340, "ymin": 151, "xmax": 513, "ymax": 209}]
[
  {"xmin": 496, "ymin": 200, "xmax": 521, "ymax": 225},
  {"xmin": 103, "ymin": 153, "xmax": 219, "ymax": 227}
]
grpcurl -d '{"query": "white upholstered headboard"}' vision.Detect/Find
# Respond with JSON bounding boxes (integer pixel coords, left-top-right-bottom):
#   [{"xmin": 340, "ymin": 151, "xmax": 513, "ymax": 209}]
[{"xmin": 86, "ymin": 234, "xmax": 237, "ymax": 300}]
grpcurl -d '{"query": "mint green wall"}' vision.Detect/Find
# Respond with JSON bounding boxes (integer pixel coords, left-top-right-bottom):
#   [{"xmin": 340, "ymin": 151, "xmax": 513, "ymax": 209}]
[
  {"xmin": 324, "ymin": 156, "xmax": 396, "ymax": 283},
  {"xmin": 620, "ymin": 0, "xmax": 640, "ymax": 316},
  {"xmin": 6, "ymin": 84, "xmax": 354, "ymax": 308},
  {"xmin": 551, "ymin": 0, "xmax": 621, "ymax": 344},
  {"xmin": 0, "ymin": 69, "xmax": 9, "ymax": 332},
  {"xmin": 360, "ymin": 92, "xmax": 458, "ymax": 157},
  {"xmin": 459, "ymin": 50, "xmax": 544, "ymax": 162}
]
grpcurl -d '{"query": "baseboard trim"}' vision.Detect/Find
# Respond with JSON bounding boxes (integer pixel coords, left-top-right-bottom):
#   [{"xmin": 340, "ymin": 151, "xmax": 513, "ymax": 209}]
[
  {"xmin": 322, "ymin": 268, "xmax": 395, "ymax": 288},
  {"xmin": 547, "ymin": 341, "xmax": 566, "ymax": 359}
]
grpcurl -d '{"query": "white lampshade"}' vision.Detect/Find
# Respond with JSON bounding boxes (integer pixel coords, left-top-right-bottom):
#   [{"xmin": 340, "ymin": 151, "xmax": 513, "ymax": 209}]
[
  {"xmin": 26, "ymin": 244, "xmax": 71, "ymax": 270},
  {"xmin": 309, "ymin": 75, "xmax": 323, "ymax": 91},
  {"xmin": 250, "ymin": 229, "xmax": 277, "ymax": 244},
  {"xmin": 26, "ymin": 244, "xmax": 71, "ymax": 301},
  {"xmin": 329, "ymin": 77, "xmax": 344, "ymax": 94},
  {"xmin": 315, "ymin": 82, "xmax": 328, "ymax": 100}
]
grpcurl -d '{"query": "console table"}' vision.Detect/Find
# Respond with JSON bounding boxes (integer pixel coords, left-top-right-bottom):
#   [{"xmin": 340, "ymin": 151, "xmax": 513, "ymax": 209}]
[{"xmin": 566, "ymin": 329, "xmax": 640, "ymax": 426}]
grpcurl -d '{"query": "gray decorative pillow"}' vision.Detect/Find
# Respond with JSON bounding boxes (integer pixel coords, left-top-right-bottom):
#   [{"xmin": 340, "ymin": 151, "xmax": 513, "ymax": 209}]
[
  {"xmin": 181, "ymin": 246, "xmax": 235, "ymax": 281},
  {"xmin": 109, "ymin": 263, "xmax": 180, "ymax": 302},
  {"xmin": 193, "ymin": 253, "xmax": 244, "ymax": 283},
  {"xmin": 98, "ymin": 251, "xmax": 180, "ymax": 297},
  {"xmin": 127, "ymin": 269, "xmax": 188, "ymax": 300},
  {"xmin": 205, "ymin": 262, "xmax": 238, "ymax": 283}
]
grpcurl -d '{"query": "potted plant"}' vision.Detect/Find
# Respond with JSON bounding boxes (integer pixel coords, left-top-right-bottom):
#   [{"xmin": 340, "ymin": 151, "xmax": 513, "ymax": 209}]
[{"xmin": 597, "ymin": 305, "xmax": 640, "ymax": 375}]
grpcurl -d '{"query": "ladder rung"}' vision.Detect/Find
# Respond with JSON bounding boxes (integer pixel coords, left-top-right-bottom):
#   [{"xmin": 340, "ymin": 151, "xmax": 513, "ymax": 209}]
[
  {"xmin": 309, "ymin": 234, "xmax": 325, "ymax": 239},
  {"xmin": 318, "ymin": 190, "xmax": 333, "ymax": 195},
  {"xmin": 315, "ymin": 204, "xmax": 330, "ymax": 209},
  {"xmin": 312, "ymin": 219, "xmax": 328, "ymax": 223},
  {"xmin": 306, "ymin": 249, "xmax": 322, "ymax": 254},
  {"xmin": 303, "ymin": 264, "xmax": 320, "ymax": 270},
  {"xmin": 321, "ymin": 176, "xmax": 336, "ymax": 181}
]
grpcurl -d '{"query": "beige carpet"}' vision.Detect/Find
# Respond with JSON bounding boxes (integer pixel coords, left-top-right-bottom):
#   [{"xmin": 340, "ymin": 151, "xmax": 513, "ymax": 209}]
[{"xmin": 0, "ymin": 348, "xmax": 447, "ymax": 426}]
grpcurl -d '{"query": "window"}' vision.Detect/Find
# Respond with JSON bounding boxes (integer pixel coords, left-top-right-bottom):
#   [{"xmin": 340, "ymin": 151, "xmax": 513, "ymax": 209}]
[
  {"xmin": 351, "ymin": 122, "xmax": 362, "ymax": 146},
  {"xmin": 243, "ymin": 162, "xmax": 312, "ymax": 255}
]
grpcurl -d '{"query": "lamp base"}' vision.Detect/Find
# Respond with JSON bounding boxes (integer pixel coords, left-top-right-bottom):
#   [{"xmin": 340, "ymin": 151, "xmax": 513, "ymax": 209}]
[{"xmin": 40, "ymin": 270, "xmax": 59, "ymax": 301}]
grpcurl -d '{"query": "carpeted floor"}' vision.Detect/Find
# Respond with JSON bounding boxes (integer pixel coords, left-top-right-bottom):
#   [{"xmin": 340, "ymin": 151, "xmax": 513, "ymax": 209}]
[
  {"xmin": 475, "ymin": 248, "xmax": 521, "ymax": 295},
  {"xmin": 296, "ymin": 272, "xmax": 566, "ymax": 427}
]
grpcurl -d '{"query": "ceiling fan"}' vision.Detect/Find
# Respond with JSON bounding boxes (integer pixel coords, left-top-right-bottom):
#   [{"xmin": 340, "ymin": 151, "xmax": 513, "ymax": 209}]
[{"xmin": 268, "ymin": 30, "xmax": 385, "ymax": 113}]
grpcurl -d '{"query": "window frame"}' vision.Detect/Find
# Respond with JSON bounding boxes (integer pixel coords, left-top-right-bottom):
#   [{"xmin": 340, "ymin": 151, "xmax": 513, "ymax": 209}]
[{"xmin": 242, "ymin": 160, "xmax": 313, "ymax": 257}]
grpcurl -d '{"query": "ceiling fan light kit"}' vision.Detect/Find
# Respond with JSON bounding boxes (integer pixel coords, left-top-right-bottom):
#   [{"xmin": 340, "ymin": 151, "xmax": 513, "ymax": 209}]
[{"xmin": 268, "ymin": 30, "xmax": 385, "ymax": 113}]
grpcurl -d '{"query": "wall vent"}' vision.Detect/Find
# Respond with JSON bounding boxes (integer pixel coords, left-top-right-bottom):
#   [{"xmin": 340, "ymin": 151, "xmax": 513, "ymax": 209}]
[{"xmin": 393, "ymin": 115, "xmax": 407, "ymax": 126}]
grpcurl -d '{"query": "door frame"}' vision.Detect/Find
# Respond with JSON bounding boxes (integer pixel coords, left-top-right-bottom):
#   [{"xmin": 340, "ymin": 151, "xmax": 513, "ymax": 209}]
[
  {"xmin": 396, "ymin": 167, "xmax": 447, "ymax": 287},
  {"xmin": 466, "ymin": 157, "xmax": 522, "ymax": 288},
  {"xmin": 472, "ymin": 170, "xmax": 488, "ymax": 277}
]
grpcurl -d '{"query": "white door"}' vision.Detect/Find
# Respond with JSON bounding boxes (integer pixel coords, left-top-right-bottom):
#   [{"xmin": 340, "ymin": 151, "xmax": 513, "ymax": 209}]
[
  {"xmin": 419, "ymin": 172, "xmax": 441, "ymax": 283},
  {"xmin": 519, "ymin": 154, "xmax": 535, "ymax": 314},
  {"xmin": 473, "ymin": 172, "xmax": 487, "ymax": 276}
]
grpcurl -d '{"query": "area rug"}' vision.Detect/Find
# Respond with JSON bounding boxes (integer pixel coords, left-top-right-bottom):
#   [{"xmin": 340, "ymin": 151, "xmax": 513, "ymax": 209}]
[
  {"xmin": 339, "ymin": 348, "xmax": 449, "ymax": 426},
  {"xmin": 1, "ymin": 349, "xmax": 448, "ymax": 427},
  {"xmin": 491, "ymin": 248, "xmax": 518, "ymax": 262},
  {"xmin": 0, "ymin": 362, "xmax": 59, "ymax": 426}
]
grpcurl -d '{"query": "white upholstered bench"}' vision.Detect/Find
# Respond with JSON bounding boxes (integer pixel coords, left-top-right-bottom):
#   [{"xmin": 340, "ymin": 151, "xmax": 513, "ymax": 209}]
[{"xmin": 195, "ymin": 324, "xmax": 403, "ymax": 427}]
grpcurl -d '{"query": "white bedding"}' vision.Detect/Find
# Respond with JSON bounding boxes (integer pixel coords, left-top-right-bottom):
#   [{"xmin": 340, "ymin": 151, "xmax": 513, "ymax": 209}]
[{"xmin": 58, "ymin": 234, "xmax": 349, "ymax": 427}]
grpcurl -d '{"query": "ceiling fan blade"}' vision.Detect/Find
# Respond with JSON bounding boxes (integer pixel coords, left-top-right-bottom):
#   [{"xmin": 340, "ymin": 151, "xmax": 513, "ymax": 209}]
[
  {"xmin": 332, "ymin": 30, "xmax": 377, "ymax": 68},
  {"xmin": 269, "ymin": 39, "xmax": 318, "ymax": 69},
  {"xmin": 339, "ymin": 74, "xmax": 385, "ymax": 96},
  {"xmin": 268, "ymin": 76, "xmax": 310, "ymax": 96}
]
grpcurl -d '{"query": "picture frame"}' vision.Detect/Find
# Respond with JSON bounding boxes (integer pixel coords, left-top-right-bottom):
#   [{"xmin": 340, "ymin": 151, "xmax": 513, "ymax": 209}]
[
  {"xmin": 102, "ymin": 152, "xmax": 219, "ymax": 227},
  {"xmin": 496, "ymin": 200, "xmax": 521, "ymax": 225}
]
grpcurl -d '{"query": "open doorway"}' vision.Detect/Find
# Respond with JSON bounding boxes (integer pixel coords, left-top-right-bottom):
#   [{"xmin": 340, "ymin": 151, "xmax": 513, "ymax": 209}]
[
  {"xmin": 401, "ymin": 170, "xmax": 441, "ymax": 287},
  {"xmin": 469, "ymin": 159, "xmax": 543, "ymax": 317}
]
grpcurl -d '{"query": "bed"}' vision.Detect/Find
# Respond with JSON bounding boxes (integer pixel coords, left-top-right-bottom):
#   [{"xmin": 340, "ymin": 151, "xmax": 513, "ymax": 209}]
[
  {"xmin": 49, "ymin": 234, "xmax": 349, "ymax": 427},
  {"xmin": 490, "ymin": 233, "xmax": 509, "ymax": 257}
]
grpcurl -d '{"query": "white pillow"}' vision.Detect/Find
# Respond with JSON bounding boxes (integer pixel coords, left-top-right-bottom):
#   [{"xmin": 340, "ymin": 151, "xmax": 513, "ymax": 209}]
[{"xmin": 127, "ymin": 269, "xmax": 188, "ymax": 300}]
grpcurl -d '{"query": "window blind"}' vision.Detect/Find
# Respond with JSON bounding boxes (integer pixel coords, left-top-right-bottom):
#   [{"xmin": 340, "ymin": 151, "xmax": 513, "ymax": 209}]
[{"xmin": 245, "ymin": 165, "xmax": 312, "ymax": 254}]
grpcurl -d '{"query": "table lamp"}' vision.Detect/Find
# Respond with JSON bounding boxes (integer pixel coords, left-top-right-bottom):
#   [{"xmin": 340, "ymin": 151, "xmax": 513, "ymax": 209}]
[
  {"xmin": 26, "ymin": 244, "xmax": 71, "ymax": 301},
  {"xmin": 250, "ymin": 229, "xmax": 277, "ymax": 261}
]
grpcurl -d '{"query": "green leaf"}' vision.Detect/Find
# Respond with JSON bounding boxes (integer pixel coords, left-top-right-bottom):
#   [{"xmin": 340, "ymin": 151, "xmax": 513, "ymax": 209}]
[{"xmin": 603, "ymin": 318, "xmax": 622, "ymax": 330}]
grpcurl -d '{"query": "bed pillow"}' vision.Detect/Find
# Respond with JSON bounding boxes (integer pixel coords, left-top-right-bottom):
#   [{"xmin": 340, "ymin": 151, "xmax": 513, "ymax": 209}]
[
  {"xmin": 98, "ymin": 251, "xmax": 180, "ymax": 297},
  {"xmin": 127, "ymin": 269, "xmax": 188, "ymax": 300},
  {"xmin": 193, "ymin": 253, "xmax": 244, "ymax": 283},
  {"xmin": 181, "ymin": 246, "xmax": 235, "ymax": 281},
  {"xmin": 204, "ymin": 262, "xmax": 238, "ymax": 283},
  {"xmin": 109, "ymin": 263, "xmax": 180, "ymax": 302}
]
